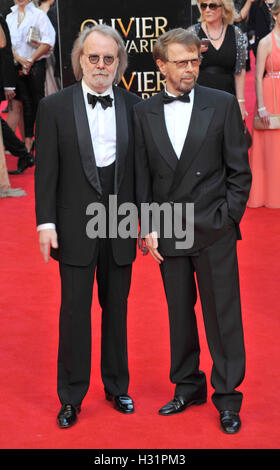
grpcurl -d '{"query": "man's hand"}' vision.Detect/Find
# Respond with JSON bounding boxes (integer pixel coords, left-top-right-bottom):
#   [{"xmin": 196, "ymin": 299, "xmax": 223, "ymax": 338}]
[
  {"xmin": 145, "ymin": 231, "xmax": 164, "ymax": 264},
  {"xmin": 39, "ymin": 229, "xmax": 58, "ymax": 263},
  {"xmin": 4, "ymin": 89, "xmax": 15, "ymax": 100}
]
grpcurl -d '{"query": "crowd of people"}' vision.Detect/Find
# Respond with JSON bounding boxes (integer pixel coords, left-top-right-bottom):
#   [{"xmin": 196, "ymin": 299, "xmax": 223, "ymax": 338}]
[{"xmin": 190, "ymin": 0, "xmax": 280, "ymax": 208}]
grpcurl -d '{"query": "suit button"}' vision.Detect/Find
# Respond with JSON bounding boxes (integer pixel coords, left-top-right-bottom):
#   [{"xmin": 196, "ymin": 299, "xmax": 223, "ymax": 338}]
[{"xmin": 196, "ymin": 171, "xmax": 201, "ymax": 177}]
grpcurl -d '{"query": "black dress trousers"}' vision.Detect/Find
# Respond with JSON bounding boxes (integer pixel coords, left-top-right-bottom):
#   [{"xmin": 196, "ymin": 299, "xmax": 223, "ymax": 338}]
[
  {"xmin": 160, "ymin": 225, "xmax": 245, "ymax": 412},
  {"xmin": 57, "ymin": 162, "xmax": 132, "ymax": 406},
  {"xmin": 16, "ymin": 59, "xmax": 46, "ymax": 138}
]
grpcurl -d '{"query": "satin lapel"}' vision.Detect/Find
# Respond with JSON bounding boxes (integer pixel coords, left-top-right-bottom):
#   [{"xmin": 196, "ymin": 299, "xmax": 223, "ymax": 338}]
[
  {"xmin": 169, "ymin": 85, "xmax": 215, "ymax": 194},
  {"xmin": 113, "ymin": 86, "xmax": 129, "ymax": 194},
  {"xmin": 73, "ymin": 81, "xmax": 102, "ymax": 195},
  {"xmin": 147, "ymin": 91, "xmax": 178, "ymax": 171}
]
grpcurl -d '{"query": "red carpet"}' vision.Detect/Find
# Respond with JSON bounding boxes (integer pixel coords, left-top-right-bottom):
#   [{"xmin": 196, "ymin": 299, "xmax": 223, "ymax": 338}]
[{"xmin": 1, "ymin": 53, "xmax": 280, "ymax": 451}]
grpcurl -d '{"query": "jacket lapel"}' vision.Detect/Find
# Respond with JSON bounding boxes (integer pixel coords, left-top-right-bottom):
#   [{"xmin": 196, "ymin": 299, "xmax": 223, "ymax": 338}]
[
  {"xmin": 169, "ymin": 84, "xmax": 215, "ymax": 194},
  {"xmin": 73, "ymin": 81, "xmax": 102, "ymax": 195},
  {"xmin": 113, "ymin": 86, "xmax": 129, "ymax": 194},
  {"xmin": 146, "ymin": 91, "xmax": 178, "ymax": 171}
]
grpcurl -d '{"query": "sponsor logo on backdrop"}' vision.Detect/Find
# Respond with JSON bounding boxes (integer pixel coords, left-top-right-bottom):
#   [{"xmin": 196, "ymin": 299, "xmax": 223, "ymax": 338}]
[{"xmin": 81, "ymin": 17, "xmax": 168, "ymax": 97}]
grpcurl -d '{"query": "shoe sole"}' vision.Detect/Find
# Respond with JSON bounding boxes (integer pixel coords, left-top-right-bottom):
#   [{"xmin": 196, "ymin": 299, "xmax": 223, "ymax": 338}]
[
  {"xmin": 113, "ymin": 406, "xmax": 135, "ymax": 414},
  {"xmin": 57, "ymin": 417, "xmax": 77, "ymax": 429},
  {"xmin": 220, "ymin": 423, "xmax": 241, "ymax": 434},
  {"xmin": 158, "ymin": 398, "xmax": 207, "ymax": 416}
]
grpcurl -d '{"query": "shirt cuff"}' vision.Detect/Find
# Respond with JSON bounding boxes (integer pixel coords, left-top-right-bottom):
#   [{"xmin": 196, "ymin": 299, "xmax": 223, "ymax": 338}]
[{"xmin": 37, "ymin": 223, "xmax": 56, "ymax": 231}]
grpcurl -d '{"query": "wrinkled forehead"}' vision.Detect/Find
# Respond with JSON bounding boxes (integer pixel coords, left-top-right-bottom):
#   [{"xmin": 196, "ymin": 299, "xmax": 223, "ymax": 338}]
[{"xmin": 167, "ymin": 42, "xmax": 200, "ymax": 59}]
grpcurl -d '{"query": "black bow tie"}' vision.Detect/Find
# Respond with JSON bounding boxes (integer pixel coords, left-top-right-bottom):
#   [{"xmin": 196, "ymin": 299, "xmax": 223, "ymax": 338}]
[
  {"xmin": 87, "ymin": 93, "xmax": 113, "ymax": 110},
  {"xmin": 162, "ymin": 91, "xmax": 190, "ymax": 104}
]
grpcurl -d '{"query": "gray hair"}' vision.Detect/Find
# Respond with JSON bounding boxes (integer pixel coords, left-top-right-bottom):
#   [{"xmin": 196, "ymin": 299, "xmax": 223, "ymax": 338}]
[{"xmin": 71, "ymin": 24, "xmax": 128, "ymax": 83}]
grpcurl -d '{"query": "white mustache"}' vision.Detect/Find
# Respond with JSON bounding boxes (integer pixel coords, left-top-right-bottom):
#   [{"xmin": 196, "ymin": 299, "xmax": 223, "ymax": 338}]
[{"xmin": 92, "ymin": 70, "xmax": 109, "ymax": 76}]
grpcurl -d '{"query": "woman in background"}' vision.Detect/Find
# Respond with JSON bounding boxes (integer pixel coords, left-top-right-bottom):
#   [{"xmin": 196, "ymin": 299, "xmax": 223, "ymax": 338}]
[
  {"xmin": 189, "ymin": 0, "xmax": 248, "ymax": 119},
  {"xmin": 6, "ymin": 0, "xmax": 55, "ymax": 152},
  {"xmin": 247, "ymin": 0, "xmax": 280, "ymax": 208}
]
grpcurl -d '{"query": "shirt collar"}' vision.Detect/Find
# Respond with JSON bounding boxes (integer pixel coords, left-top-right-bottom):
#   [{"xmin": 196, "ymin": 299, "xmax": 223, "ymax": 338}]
[
  {"xmin": 11, "ymin": 2, "xmax": 36, "ymax": 14},
  {"xmin": 82, "ymin": 80, "xmax": 114, "ymax": 99},
  {"xmin": 165, "ymin": 86, "xmax": 194, "ymax": 101}
]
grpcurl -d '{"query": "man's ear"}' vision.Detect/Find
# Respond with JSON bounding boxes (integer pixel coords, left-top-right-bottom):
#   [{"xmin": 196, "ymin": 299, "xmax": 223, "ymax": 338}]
[{"xmin": 156, "ymin": 59, "xmax": 166, "ymax": 77}]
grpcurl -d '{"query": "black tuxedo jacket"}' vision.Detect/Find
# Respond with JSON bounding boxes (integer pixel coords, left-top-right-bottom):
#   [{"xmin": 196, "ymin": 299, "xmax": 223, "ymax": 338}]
[
  {"xmin": 0, "ymin": 14, "xmax": 16, "ymax": 102},
  {"xmin": 134, "ymin": 84, "xmax": 252, "ymax": 256},
  {"xmin": 35, "ymin": 82, "xmax": 141, "ymax": 266}
]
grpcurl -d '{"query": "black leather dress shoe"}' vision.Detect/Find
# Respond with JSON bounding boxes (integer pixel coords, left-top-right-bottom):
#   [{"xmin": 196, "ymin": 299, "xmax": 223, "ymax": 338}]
[
  {"xmin": 220, "ymin": 410, "xmax": 241, "ymax": 434},
  {"xmin": 105, "ymin": 391, "xmax": 135, "ymax": 414},
  {"xmin": 159, "ymin": 395, "xmax": 206, "ymax": 416},
  {"xmin": 8, "ymin": 154, "xmax": 35, "ymax": 175},
  {"xmin": 57, "ymin": 404, "xmax": 81, "ymax": 428}
]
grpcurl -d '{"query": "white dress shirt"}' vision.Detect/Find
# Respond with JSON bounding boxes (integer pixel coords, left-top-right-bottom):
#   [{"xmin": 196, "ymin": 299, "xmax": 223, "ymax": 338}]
[
  {"xmin": 81, "ymin": 80, "xmax": 116, "ymax": 168},
  {"xmin": 6, "ymin": 2, "xmax": 55, "ymax": 60},
  {"xmin": 37, "ymin": 81, "xmax": 117, "ymax": 232},
  {"xmin": 163, "ymin": 87, "xmax": 194, "ymax": 158}
]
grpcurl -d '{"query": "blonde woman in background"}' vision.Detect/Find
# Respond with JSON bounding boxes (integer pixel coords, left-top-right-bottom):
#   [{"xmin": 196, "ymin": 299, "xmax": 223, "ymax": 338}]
[{"xmin": 189, "ymin": 0, "xmax": 248, "ymax": 119}]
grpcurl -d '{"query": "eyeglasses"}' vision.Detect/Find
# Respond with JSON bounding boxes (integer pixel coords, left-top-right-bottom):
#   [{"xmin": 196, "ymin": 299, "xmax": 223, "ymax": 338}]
[
  {"xmin": 200, "ymin": 3, "xmax": 222, "ymax": 10},
  {"xmin": 167, "ymin": 57, "xmax": 202, "ymax": 68},
  {"xmin": 84, "ymin": 54, "xmax": 116, "ymax": 65}
]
